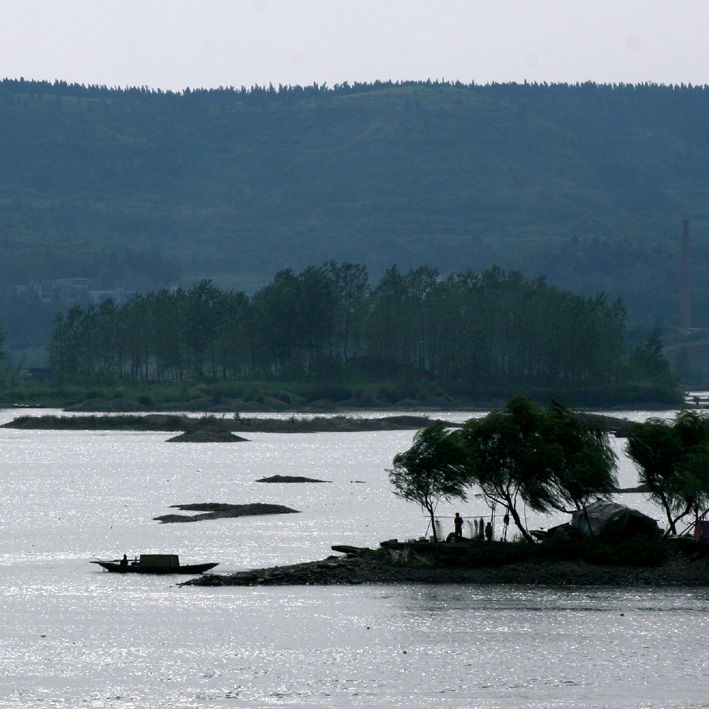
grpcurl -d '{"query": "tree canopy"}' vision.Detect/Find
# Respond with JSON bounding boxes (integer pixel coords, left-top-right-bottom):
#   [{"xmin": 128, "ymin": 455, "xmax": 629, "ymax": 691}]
[
  {"xmin": 625, "ymin": 410, "xmax": 709, "ymax": 534},
  {"xmin": 543, "ymin": 401, "xmax": 618, "ymax": 514},
  {"xmin": 458, "ymin": 396, "xmax": 561, "ymax": 543},
  {"xmin": 390, "ymin": 397, "xmax": 618, "ymax": 543},
  {"xmin": 389, "ymin": 422, "xmax": 468, "ymax": 542},
  {"xmin": 2, "ymin": 78, "xmax": 709, "ymax": 349},
  {"xmin": 45, "ymin": 264, "xmax": 676, "ymax": 405}
]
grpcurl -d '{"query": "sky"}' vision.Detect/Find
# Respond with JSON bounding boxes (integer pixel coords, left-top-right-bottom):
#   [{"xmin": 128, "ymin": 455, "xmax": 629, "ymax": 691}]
[{"xmin": 1, "ymin": 0, "xmax": 708, "ymax": 91}]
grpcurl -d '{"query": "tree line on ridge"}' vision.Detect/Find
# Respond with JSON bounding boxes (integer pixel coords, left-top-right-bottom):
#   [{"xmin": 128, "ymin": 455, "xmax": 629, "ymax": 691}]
[{"xmin": 46, "ymin": 263, "xmax": 674, "ymax": 399}]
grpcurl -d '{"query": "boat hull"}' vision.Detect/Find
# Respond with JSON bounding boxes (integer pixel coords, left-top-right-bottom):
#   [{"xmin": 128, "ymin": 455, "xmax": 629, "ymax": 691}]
[{"xmin": 92, "ymin": 561, "xmax": 218, "ymax": 574}]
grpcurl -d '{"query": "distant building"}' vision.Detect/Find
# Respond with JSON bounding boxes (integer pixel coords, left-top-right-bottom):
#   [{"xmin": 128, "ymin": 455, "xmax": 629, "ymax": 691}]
[
  {"xmin": 15, "ymin": 279, "xmax": 135, "ymax": 307},
  {"xmin": 88, "ymin": 285, "xmax": 134, "ymax": 305}
]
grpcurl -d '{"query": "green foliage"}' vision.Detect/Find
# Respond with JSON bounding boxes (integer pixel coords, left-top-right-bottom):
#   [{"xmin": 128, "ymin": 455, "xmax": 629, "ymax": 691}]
[
  {"xmin": 458, "ymin": 396, "xmax": 555, "ymax": 543},
  {"xmin": 44, "ymin": 264, "xmax": 658, "ymax": 403},
  {"xmin": 544, "ymin": 401, "xmax": 618, "ymax": 513},
  {"xmin": 389, "ymin": 422, "xmax": 468, "ymax": 542},
  {"xmin": 183, "ymin": 415, "xmax": 231, "ymax": 432},
  {"xmin": 3, "ymin": 78, "xmax": 709, "ymax": 350},
  {"xmin": 458, "ymin": 396, "xmax": 617, "ymax": 542},
  {"xmin": 626, "ymin": 329, "xmax": 676, "ymax": 386},
  {"xmin": 625, "ymin": 410, "xmax": 709, "ymax": 534}
]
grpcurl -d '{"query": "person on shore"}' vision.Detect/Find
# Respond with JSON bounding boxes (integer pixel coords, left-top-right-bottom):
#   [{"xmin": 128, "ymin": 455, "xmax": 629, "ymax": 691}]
[
  {"xmin": 454, "ymin": 513, "xmax": 464, "ymax": 540},
  {"xmin": 485, "ymin": 521, "xmax": 493, "ymax": 542}
]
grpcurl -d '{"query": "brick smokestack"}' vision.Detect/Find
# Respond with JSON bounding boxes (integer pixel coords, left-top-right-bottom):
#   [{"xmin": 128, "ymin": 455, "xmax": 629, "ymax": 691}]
[{"xmin": 681, "ymin": 219, "xmax": 691, "ymax": 329}]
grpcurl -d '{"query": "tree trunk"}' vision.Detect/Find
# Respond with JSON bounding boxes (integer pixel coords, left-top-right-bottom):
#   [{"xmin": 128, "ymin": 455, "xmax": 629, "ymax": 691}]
[
  {"xmin": 506, "ymin": 500, "xmax": 535, "ymax": 544},
  {"xmin": 427, "ymin": 505, "xmax": 438, "ymax": 543}
]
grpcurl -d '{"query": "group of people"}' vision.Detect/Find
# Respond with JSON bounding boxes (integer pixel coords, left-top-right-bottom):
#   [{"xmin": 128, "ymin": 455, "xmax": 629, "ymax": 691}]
[{"xmin": 453, "ymin": 512, "xmax": 493, "ymax": 541}]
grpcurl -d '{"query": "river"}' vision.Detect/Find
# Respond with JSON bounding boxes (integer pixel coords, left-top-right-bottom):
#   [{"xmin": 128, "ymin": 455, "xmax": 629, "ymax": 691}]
[{"xmin": 0, "ymin": 408, "xmax": 706, "ymax": 708}]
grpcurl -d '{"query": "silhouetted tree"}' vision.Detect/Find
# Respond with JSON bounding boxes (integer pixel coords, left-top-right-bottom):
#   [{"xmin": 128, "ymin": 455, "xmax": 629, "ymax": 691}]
[
  {"xmin": 626, "ymin": 410, "xmax": 709, "ymax": 534},
  {"xmin": 390, "ymin": 422, "xmax": 468, "ymax": 542},
  {"xmin": 457, "ymin": 396, "xmax": 557, "ymax": 543}
]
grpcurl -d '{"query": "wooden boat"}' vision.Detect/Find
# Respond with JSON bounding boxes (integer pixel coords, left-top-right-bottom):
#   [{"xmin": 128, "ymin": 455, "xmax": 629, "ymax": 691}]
[{"xmin": 92, "ymin": 554, "xmax": 218, "ymax": 575}]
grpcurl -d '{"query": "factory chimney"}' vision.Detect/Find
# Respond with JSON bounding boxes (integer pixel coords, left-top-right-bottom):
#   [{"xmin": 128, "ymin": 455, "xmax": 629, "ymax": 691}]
[{"xmin": 681, "ymin": 219, "xmax": 691, "ymax": 330}]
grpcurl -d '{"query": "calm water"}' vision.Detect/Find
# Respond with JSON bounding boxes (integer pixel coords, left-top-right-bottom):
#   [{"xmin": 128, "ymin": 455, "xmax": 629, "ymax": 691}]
[{"xmin": 0, "ymin": 408, "xmax": 706, "ymax": 708}]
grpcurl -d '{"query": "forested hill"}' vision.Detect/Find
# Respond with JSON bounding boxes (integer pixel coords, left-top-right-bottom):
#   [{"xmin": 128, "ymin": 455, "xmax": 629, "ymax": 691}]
[{"xmin": 2, "ymin": 79, "xmax": 709, "ymax": 325}]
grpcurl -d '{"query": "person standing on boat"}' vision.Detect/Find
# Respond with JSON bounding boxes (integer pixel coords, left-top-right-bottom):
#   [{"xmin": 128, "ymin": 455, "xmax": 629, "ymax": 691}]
[
  {"xmin": 454, "ymin": 513, "xmax": 464, "ymax": 540},
  {"xmin": 120, "ymin": 554, "xmax": 128, "ymax": 566}
]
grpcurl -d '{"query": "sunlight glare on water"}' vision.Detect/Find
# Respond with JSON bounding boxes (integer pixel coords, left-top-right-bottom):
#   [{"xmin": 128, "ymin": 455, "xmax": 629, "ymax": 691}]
[{"xmin": 0, "ymin": 408, "xmax": 706, "ymax": 708}]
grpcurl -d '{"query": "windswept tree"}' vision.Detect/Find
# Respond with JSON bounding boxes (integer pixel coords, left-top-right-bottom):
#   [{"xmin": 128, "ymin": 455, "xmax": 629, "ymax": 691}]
[
  {"xmin": 626, "ymin": 410, "xmax": 709, "ymax": 535},
  {"xmin": 389, "ymin": 422, "xmax": 468, "ymax": 542},
  {"xmin": 456, "ymin": 396, "xmax": 617, "ymax": 542},
  {"xmin": 457, "ymin": 396, "xmax": 558, "ymax": 543},
  {"xmin": 543, "ymin": 400, "xmax": 618, "ymax": 514}
]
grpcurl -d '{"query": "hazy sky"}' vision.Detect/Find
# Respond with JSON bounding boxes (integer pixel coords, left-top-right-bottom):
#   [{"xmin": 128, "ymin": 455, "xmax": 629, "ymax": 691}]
[{"xmin": 2, "ymin": 0, "xmax": 708, "ymax": 91}]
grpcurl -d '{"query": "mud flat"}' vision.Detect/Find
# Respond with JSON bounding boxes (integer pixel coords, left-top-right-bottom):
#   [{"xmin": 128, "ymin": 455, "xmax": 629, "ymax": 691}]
[
  {"xmin": 166, "ymin": 430, "xmax": 249, "ymax": 442},
  {"xmin": 154, "ymin": 502, "xmax": 299, "ymax": 523},
  {"xmin": 256, "ymin": 475, "xmax": 330, "ymax": 483}
]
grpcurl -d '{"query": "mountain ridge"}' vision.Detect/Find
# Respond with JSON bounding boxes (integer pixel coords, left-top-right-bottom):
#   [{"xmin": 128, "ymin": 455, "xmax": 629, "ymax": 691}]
[{"xmin": 1, "ymin": 79, "xmax": 708, "ymax": 329}]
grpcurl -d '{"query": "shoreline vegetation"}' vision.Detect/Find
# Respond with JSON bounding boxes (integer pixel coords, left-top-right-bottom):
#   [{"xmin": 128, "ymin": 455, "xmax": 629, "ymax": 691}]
[
  {"xmin": 184, "ymin": 538, "xmax": 709, "ymax": 588},
  {"xmin": 1, "ymin": 411, "xmax": 635, "ymax": 435},
  {"xmin": 0, "ymin": 376, "xmax": 685, "ymax": 415}
]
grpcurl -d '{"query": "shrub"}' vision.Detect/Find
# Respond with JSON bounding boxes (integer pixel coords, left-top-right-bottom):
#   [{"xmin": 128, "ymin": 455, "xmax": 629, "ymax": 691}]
[{"xmin": 583, "ymin": 538, "xmax": 666, "ymax": 566}]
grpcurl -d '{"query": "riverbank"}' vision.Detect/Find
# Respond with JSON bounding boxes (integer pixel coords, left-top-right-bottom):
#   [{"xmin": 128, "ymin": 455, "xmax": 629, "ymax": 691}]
[{"xmin": 185, "ymin": 539, "xmax": 709, "ymax": 587}]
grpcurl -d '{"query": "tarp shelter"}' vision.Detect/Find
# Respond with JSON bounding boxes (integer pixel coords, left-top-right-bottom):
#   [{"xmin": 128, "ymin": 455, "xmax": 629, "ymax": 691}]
[
  {"xmin": 694, "ymin": 520, "xmax": 709, "ymax": 541},
  {"xmin": 571, "ymin": 501, "xmax": 660, "ymax": 541}
]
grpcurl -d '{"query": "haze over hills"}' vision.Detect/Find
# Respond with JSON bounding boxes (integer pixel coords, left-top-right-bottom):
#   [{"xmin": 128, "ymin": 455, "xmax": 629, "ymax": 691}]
[{"xmin": 1, "ymin": 78, "xmax": 708, "ymax": 349}]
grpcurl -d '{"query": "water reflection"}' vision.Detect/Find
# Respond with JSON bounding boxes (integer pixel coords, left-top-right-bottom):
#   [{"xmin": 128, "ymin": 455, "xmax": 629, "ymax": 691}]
[{"xmin": 0, "ymin": 410, "xmax": 706, "ymax": 707}]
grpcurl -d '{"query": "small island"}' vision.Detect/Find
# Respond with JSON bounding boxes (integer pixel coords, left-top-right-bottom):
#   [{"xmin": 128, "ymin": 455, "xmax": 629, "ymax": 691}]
[
  {"xmin": 154, "ymin": 502, "xmax": 299, "ymax": 523},
  {"xmin": 186, "ymin": 399, "xmax": 709, "ymax": 588},
  {"xmin": 256, "ymin": 475, "xmax": 330, "ymax": 483},
  {"xmin": 2, "ymin": 413, "xmax": 463, "ymax": 434},
  {"xmin": 184, "ymin": 537, "xmax": 709, "ymax": 587},
  {"xmin": 167, "ymin": 430, "xmax": 249, "ymax": 442}
]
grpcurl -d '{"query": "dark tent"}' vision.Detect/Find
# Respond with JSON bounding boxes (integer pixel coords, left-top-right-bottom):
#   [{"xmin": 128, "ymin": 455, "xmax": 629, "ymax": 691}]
[{"xmin": 571, "ymin": 501, "xmax": 660, "ymax": 541}]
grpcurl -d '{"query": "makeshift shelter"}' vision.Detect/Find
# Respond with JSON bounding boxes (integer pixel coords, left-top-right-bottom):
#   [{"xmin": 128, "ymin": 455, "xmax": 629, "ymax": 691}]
[
  {"xmin": 570, "ymin": 501, "xmax": 660, "ymax": 541},
  {"xmin": 694, "ymin": 520, "xmax": 709, "ymax": 541}
]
